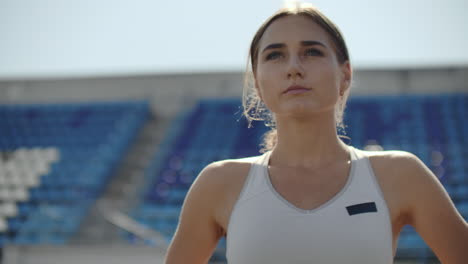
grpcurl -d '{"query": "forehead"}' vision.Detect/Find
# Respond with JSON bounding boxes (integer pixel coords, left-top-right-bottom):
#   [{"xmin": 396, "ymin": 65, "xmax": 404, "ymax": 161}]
[{"xmin": 259, "ymin": 15, "xmax": 331, "ymax": 49}]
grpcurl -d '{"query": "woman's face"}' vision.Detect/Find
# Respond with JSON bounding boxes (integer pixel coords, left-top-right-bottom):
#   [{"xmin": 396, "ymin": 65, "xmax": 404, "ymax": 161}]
[{"xmin": 255, "ymin": 15, "xmax": 350, "ymax": 119}]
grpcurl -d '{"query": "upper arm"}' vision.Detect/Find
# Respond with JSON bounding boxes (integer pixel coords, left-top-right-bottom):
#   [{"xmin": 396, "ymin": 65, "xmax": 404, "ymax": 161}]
[
  {"xmin": 399, "ymin": 152, "xmax": 468, "ymax": 263},
  {"xmin": 165, "ymin": 162, "xmax": 226, "ymax": 264}
]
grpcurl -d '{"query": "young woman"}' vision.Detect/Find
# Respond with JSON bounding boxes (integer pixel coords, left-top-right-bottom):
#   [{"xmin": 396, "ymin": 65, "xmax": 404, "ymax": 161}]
[{"xmin": 165, "ymin": 4, "xmax": 468, "ymax": 264}]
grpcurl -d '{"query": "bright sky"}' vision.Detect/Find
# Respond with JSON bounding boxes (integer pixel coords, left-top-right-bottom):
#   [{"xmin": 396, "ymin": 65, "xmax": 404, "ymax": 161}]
[{"xmin": 0, "ymin": 0, "xmax": 467, "ymax": 79}]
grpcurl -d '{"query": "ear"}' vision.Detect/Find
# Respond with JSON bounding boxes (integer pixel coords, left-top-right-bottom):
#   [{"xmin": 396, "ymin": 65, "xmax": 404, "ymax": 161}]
[{"xmin": 340, "ymin": 61, "xmax": 352, "ymax": 93}]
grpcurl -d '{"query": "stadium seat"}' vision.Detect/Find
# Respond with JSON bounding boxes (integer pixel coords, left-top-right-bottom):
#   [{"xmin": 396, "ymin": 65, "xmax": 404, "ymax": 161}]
[{"xmin": 0, "ymin": 100, "xmax": 150, "ymax": 245}]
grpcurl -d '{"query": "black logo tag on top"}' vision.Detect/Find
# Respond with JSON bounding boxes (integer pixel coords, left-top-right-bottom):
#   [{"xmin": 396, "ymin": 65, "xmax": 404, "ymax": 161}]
[{"xmin": 346, "ymin": 202, "xmax": 377, "ymax": 216}]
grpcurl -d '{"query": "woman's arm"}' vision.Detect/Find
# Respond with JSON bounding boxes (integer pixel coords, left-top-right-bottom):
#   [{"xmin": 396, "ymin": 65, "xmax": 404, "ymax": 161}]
[
  {"xmin": 398, "ymin": 152, "xmax": 468, "ymax": 263},
  {"xmin": 164, "ymin": 162, "xmax": 226, "ymax": 264}
]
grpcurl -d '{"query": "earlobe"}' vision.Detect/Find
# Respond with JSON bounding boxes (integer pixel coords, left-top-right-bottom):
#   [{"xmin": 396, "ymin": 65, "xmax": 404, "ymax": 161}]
[
  {"xmin": 341, "ymin": 79, "xmax": 350, "ymax": 95},
  {"xmin": 341, "ymin": 61, "xmax": 352, "ymax": 92}
]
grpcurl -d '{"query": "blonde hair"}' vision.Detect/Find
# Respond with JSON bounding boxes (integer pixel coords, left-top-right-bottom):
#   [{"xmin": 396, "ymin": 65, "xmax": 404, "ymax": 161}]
[{"xmin": 242, "ymin": 3, "xmax": 352, "ymax": 153}]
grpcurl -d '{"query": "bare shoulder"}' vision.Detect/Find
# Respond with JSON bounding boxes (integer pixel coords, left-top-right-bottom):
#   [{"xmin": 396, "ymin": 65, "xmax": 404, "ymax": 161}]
[
  {"xmin": 166, "ymin": 156, "xmax": 261, "ymax": 263},
  {"xmin": 192, "ymin": 154, "xmax": 263, "ymax": 232},
  {"xmin": 358, "ymin": 148, "xmax": 438, "ymax": 195},
  {"xmin": 358, "ymin": 148, "xmax": 420, "ymax": 165},
  {"xmin": 357, "ymin": 147, "xmax": 464, "ymax": 215},
  {"xmin": 354, "ymin": 148, "xmax": 429, "ymax": 222},
  {"xmin": 180, "ymin": 154, "xmax": 261, "ymax": 219},
  {"xmin": 356, "ymin": 148, "xmax": 429, "ymax": 194},
  {"xmin": 196, "ymin": 155, "xmax": 259, "ymax": 189},
  {"xmin": 355, "ymin": 148, "xmax": 468, "ymax": 262},
  {"xmin": 357, "ymin": 148, "xmax": 425, "ymax": 181},
  {"xmin": 185, "ymin": 156, "xmax": 256, "ymax": 211}
]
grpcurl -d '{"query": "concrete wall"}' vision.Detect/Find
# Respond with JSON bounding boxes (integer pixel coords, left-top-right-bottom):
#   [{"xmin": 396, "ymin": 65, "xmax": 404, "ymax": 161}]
[{"xmin": 0, "ymin": 68, "xmax": 466, "ymax": 118}]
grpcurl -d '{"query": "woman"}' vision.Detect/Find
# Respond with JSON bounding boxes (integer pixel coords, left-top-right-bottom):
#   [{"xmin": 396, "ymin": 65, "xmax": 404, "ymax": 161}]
[{"xmin": 165, "ymin": 4, "xmax": 467, "ymax": 264}]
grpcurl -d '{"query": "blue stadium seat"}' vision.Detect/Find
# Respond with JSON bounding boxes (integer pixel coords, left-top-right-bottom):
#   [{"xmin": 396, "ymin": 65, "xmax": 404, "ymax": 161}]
[{"xmin": 0, "ymin": 100, "xmax": 150, "ymax": 245}]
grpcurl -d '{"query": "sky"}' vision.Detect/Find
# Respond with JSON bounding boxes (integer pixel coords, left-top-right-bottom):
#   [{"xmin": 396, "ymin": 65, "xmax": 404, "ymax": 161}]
[{"xmin": 0, "ymin": 0, "xmax": 467, "ymax": 79}]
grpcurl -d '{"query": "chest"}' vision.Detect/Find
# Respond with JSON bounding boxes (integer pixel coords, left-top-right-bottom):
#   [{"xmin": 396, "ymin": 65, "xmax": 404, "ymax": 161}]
[
  {"xmin": 227, "ymin": 211, "xmax": 394, "ymax": 263},
  {"xmin": 265, "ymin": 159, "xmax": 407, "ymax": 235},
  {"xmin": 225, "ymin": 162, "xmax": 395, "ymax": 263},
  {"xmin": 219, "ymin": 157, "xmax": 407, "ymax": 258},
  {"xmin": 266, "ymin": 164, "xmax": 351, "ymax": 211}
]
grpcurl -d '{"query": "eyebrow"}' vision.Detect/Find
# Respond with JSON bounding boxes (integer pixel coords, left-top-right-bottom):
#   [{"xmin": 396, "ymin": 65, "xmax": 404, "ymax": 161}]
[{"xmin": 261, "ymin": 40, "xmax": 326, "ymax": 53}]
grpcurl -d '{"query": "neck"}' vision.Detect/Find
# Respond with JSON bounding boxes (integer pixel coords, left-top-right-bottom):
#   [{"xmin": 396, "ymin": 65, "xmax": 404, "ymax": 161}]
[{"xmin": 270, "ymin": 112, "xmax": 350, "ymax": 169}]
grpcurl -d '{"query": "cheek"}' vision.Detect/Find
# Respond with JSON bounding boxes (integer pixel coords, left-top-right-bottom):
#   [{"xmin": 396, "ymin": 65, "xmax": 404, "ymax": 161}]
[
  {"xmin": 256, "ymin": 66, "xmax": 279, "ymax": 98},
  {"xmin": 312, "ymin": 62, "xmax": 341, "ymax": 94}
]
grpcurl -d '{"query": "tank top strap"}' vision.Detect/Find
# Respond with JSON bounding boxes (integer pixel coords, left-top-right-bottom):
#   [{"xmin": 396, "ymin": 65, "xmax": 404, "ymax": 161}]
[
  {"xmin": 349, "ymin": 146, "xmax": 389, "ymax": 201},
  {"xmin": 350, "ymin": 145, "xmax": 366, "ymax": 160},
  {"xmin": 232, "ymin": 152, "xmax": 271, "ymax": 210}
]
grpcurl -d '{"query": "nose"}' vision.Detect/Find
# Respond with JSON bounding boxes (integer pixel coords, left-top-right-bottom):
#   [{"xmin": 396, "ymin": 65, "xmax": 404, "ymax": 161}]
[{"xmin": 286, "ymin": 56, "xmax": 305, "ymax": 79}]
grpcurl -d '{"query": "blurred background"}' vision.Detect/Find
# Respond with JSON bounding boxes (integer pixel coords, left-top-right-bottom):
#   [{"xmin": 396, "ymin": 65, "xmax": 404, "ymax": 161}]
[{"xmin": 0, "ymin": 0, "xmax": 466, "ymax": 263}]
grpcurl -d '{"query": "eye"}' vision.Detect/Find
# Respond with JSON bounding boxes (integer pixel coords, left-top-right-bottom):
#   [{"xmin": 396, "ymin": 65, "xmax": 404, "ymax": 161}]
[
  {"xmin": 304, "ymin": 48, "xmax": 323, "ymax": 56},
  {"xmin": 265, "ymin": 51, "xmax": 283, "ymax": 61}
]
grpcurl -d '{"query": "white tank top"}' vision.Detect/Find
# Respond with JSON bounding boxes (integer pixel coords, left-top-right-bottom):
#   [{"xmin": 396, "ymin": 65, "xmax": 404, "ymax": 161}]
[{"xmin": 226, "ymin": 146, "xmax": 394, "ymax": 263}]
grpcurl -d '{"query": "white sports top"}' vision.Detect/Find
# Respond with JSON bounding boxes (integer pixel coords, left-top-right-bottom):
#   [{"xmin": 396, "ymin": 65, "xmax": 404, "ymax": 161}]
[{"xmin": 226, "ymin": 146, "xmax": 394, "ymax": 263}]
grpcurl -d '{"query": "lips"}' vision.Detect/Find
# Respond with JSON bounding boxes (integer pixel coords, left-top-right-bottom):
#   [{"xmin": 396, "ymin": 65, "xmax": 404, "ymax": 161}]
[{"xmin": 283, "ymin": 85, "xmax": 311, "ymax": 94}]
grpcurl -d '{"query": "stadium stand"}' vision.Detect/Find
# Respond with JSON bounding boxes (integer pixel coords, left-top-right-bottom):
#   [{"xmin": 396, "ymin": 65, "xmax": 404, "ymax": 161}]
[
  {"xmin": 127, "ymin": 93, "xmax": 467, "ymax": 263},
  {"xmin": 0, "ymin": 100, "xmax": 150, "ymax": 246},
  {"xmin": 0, "ymin": 94, "xmax": 465, "ymax": 263}
]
